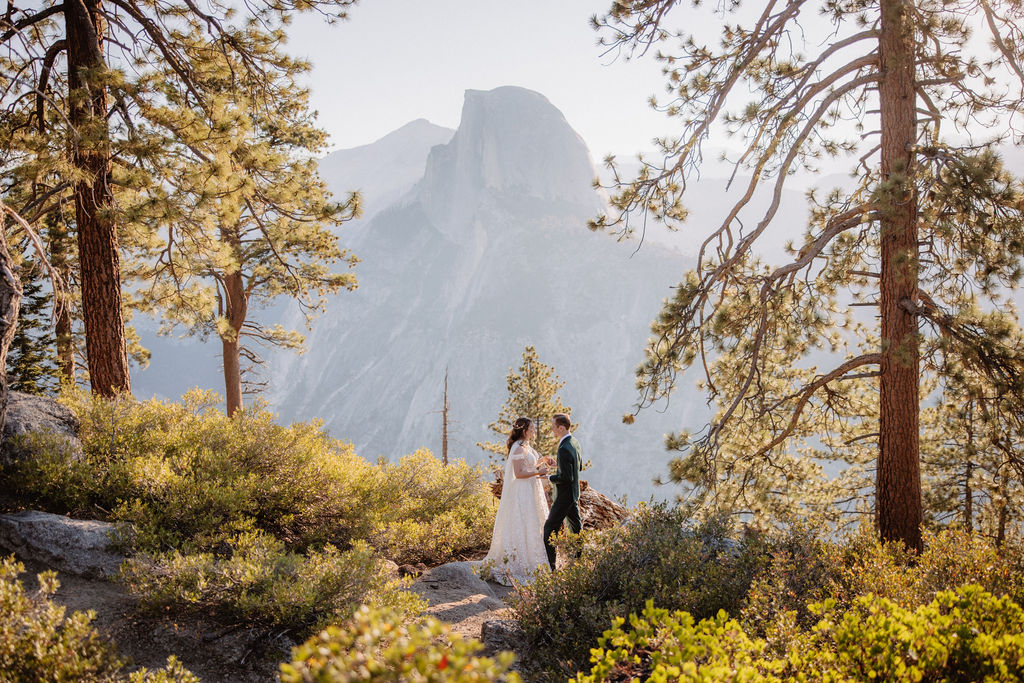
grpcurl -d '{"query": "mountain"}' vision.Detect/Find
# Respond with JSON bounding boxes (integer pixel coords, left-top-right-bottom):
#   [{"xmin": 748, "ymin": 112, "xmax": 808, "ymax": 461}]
[
  {"xmin": 128, "ymin": 116, "xmax": 454, "ymax": 403},
  {"xmin": 318, "ymin": 119, "xmax": 454, "ymax": 223},
  {"xmin": 263, "ymin": 87, "xmax": 702, "ymax": 500}
]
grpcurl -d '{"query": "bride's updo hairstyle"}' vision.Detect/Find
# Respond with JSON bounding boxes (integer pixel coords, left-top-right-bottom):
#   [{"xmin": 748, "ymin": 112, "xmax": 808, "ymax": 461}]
[{"xmin": 507, "ymin": 417, "xmax": 533, "ymax": 454}]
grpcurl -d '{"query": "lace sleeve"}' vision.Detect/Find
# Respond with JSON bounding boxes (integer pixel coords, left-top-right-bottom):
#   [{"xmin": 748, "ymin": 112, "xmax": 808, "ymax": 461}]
[{"xmin": 510, "ymin": 446, "xmax": 536, "ymax": 479}]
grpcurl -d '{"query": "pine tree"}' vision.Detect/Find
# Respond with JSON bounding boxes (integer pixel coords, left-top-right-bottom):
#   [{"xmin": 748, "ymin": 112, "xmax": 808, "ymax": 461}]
[
  {"xmin": 6, "ymin": 256, "xmax": 58, "ymax": 395},
  {"xmin": 594, "ymin": 0, "xmax": 1024, "ymax": 550},
  {"xmin": 920, "ymin": 364, "xmax": 1024, "ymax": 544},
  {"xmin": 126, "ymin": 33, "xmax": 359, "ymax": 417},
  {"xmin": 479, "ymin": 346, "xmax": 574, "ymax": 467},
  {"xmin": 1, "ymin": 0, "xmax": 360, "ymax": 398}
]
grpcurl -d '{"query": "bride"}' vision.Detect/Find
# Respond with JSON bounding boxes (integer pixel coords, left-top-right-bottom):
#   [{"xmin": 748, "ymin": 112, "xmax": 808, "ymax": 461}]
[{"xmin": 483, "ymin": 417, "xmax": 552, "ymax": 585}]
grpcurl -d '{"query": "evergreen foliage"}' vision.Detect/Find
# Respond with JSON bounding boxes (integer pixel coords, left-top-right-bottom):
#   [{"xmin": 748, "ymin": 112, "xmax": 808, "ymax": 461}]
[
  {"xmin": 479, "ymin": 345, "xmax": 574, "ymax": 466},
  {"xmin": 593, "ymin": 0, "xmax": 1024, "ymax": 550},
  {"xmin": 5, "ymin": 256, "xmax": 57, "ymax": 395},
  {"xmin": 1, "ymin": 0, "xmax": 361, "ymax": 396},
  {"xmin": 124, "ymin": 32, "xmax": 360, "ymax": 416}
]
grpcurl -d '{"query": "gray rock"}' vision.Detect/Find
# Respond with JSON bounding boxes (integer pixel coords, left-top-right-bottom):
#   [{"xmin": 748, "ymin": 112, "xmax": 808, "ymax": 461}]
[
  {"xmin": 381, "ymin": 559, "xmax": 400, "ymax": 578},
  {"xmin": 1, "ymin": 391, "xmax": 82, "ymax": 467},
  {"xmin": 0, "ymin": 510, "xmax": 127, "ymax": 579},
  {"xmin": 419, "ymin": 561, "xmax": 496, "ymax": 598},
  {"xmin": 481, "ymin": 619, "xmax": 526, "ymax": 655}
]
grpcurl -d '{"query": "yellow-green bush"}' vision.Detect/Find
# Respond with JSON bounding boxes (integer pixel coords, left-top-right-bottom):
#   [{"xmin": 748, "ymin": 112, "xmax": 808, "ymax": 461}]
[
  {"xmin": 367, "ymin": 449, "xmax": 494, "ymax": 565},
  {"xmin": 1, "ymin": 390, "xmax": 495, "ymax": 637},
  {"xmin": 279, "ymin": 605, "xmax": 520, "ymax": 682},
  {"xmin": 0, "ymin": 556, "xmax": 196, "ymax": 683},
  {"xmin": 7, "ymin": 389, "xmax": 379, "ymax": 552},
  {"xmin": 572, "ymin": 601, "xmax": 781, "ymax": 683},
  {"xmin": 742, "ymin": 526, "xmax": 1024, "ymax": 645},
  {"xmin": 574, "ymin": 585, "xmax": 1024, "ymax": 683},
  {"xmin": 122, "ymin": 533, "xmax": 423, "ymax": 633},
  {"xmin": 512, "ymin": 504, "xmax": 773, "ymax": 678},
  {"xmin": 12, "ymin": 390, "xmax": 495, "ymax": 564}
]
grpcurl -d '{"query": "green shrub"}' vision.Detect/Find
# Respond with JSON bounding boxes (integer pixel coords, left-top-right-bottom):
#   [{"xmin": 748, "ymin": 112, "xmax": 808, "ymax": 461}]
[
  {"xmin": 740, "ymin": 523, "xmax": 845, "ymax": 638},
  {"xmin": 122, "ymin": 532, "xmax": 423, "ymax": 633},
  {"xmin": 0, "ymin": 556, "xmax": 196, "ymax": 683},
  {"xmin": 829, "ymin": 528, "xmax": 1024, "ymax": 611},
  {"xmin": 279, "ymin": 605, "xmax": 520, "ymax": 682},
  {"xmin": 742, "ymin": 526, "xmax": 1024, "ymax": 648},
  {"xmin": 2, "ymin": 391, "xmax": 497, "ymax": 638},
  {"xmin": 574, "ymin": 585, "xmax": 1024, "ymax": 683},
  {"xmin": 511, "ymin": 504, "xmax": 772, "ymax": 678},
  {"xmin": 572, "ymin": 601, "xmax": 782, "ymax": 683},
  {"xmin": 3, "ymin": 390, "xmax": 495, "ymax": 566},
  {"xmin": 5, "ymin": 389, "xmax": 378, "ymax": 552},
  {"xmin": 791, "ymin": 585, "xmax": 1024, "ymax": 682},
  {"xmin": 368, "ymin": 449, "xmax": 494, "ymax": 565}
]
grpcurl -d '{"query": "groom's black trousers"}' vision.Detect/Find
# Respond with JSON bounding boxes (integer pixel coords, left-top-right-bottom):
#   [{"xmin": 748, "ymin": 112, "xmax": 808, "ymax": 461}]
[{"xmin": 544, "ymin": 494, "xmax": 582, "ymax": 570}]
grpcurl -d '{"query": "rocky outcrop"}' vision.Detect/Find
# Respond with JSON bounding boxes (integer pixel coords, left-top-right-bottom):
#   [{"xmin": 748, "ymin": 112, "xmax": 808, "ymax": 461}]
[
  {"xmin": 578, "ymin": 482, "xmax": 631, "ymax": 530},
  {"xmin": 480, "ymin": 619, "xmax": 526, "ymax": 657},
  {"xmin": 0, "ymin": 510, "xmax": 127, "ymax": 579},
  {"xmin": 1, "ymin": 391, "xmax": 81, "ymax": 467},
  {"xmin": 415, "ymin": 561, "xmax": 497, "ymax": 600}
]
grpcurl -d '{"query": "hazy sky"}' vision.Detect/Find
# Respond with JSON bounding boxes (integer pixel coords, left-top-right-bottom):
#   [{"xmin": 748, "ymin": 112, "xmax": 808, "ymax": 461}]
[{"xmin": 286, "ymin": 0, "xmax": 676, "ymax": 159}]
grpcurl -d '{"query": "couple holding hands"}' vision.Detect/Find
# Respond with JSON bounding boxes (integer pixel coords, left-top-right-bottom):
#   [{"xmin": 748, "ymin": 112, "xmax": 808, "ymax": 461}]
[{"xmin": 483, "ymin": 413, "xmax": 583, "ymax": 585}]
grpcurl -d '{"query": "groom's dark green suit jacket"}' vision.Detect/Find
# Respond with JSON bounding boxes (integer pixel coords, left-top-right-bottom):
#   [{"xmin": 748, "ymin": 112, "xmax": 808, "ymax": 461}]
[{"xmin": 549, "ymin": 435, "xmax": 582, "ymax": 502}]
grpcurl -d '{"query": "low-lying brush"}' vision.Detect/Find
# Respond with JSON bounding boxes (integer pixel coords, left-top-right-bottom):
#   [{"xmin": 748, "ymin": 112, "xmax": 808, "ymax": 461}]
[
  {"xmin": 280, "ymin": 605, "xmax": 520, "ymax": 682},
  {"xmin": 1, "ymin": 390, "xmax": 495, "ymax": 638},
  {"xmin": 512, "ymin": 504, "xmax": 773, "ymax": 678},
  {"xmin": 514, "ymin": 503, "xmax": 1024, "ymax": 680},
  {"xmin": 573, "ymin": 585, "xmax": 1024, "ymax": 682},
  {"xmin": 122, "ymin": 532, "xmax": 422, "ymax": 633},
  {"xmin": 0, "ymin": 556, "xmax": 196, "ymax": 683}
]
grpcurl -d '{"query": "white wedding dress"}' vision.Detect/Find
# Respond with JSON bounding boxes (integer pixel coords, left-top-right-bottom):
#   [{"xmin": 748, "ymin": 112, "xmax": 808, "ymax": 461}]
[{"xmin": 483, "ymin": 440, "xmax": 550, "ymax": 585}]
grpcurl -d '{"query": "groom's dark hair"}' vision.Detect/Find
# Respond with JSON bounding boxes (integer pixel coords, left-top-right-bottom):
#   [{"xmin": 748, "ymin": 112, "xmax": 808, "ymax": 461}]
[{"xmin": 553, "ymin": 413, "xmax": 571, "ymax": 430}]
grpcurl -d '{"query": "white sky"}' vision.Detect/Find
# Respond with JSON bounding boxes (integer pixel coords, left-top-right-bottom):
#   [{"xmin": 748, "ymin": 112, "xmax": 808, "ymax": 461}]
[{"xmin": 286, "ymin": 0, "xmax": 679, "ymax": 159}]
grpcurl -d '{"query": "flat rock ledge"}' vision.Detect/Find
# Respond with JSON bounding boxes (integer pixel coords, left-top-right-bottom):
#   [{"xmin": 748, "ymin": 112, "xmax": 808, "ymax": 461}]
[{"xmin": 0, "ymin": 510, "xmax": 127, "ymax": 579}]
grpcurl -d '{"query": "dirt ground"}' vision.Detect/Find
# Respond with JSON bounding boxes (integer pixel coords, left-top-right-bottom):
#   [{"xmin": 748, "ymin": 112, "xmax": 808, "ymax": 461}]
[
  {"xmin": 14, "ymin": 555, "xmax": 518, "ymax": 682},
  {"xmin": 16, "ymin": 557, "xmax": 284, "ymax": 682},
  {"xmin": 413, "ymin": 573, "xmax": 516, "ymax": 640}
]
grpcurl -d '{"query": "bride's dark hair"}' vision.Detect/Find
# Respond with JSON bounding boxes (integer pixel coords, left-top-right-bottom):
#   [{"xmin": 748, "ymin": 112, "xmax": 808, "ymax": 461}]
[{"xmin": 507, "ymin": 417, "xmax": 533, "ymax": 454}]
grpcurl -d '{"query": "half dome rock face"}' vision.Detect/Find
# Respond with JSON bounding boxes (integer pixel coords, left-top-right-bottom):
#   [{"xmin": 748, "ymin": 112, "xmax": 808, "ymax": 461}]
[
  {"xmin": 131, "ymin": 86, "xmax": 705, "ymax": 502},
  {"xmin": 417, "ymin": 87, "xmax": 604, "ymax": 229},
  {"xmin": 260, "ymin": 86, "xmax": 700, "ymax": 500}
]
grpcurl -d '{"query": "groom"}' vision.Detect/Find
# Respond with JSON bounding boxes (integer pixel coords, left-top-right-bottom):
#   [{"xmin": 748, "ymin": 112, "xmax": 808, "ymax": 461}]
[{"xmin": 543, "ymin": 413, "xmax": 582, "ymax": 570}]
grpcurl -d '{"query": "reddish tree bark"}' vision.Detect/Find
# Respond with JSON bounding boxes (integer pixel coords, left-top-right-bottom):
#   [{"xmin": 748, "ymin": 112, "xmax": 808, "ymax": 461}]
[
  {"xmin": 47, "ymin": 217, "xmax": 76, "ymax": 384},
  {"xmin": 65, "ymin": 0, "xmax": 130, "ymax": 397},
  {"xmin": 0, "ymin": 220, "xmax": 23, "ymax": 436},
  {"xmin": 877, "ymin": 0, "xmax": 923, "ymax": 551},
  {"xmin": 220, "ymin": 227, "xmax": 247, "ymax": 417}
]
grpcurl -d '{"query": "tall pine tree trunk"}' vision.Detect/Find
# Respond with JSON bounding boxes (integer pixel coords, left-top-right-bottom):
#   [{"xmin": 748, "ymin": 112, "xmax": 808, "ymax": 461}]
[
  {"xmin": 220, "ymin": 266, "xmax": 247, "ymax": 418},
  {"xmin": 877, "ymin": 0, "xmax": 923, "ymax": 551},
  {"xmin": 66, "ymin": 0, "xmax": 130, "ymax": 397},
  {"xmin": 48, "ymin": 217, "xmax": 75, "ymax": 384},
  {"xmin": 0, "ymin": 222, "xmax": 23, "ymax": 435},
  {"xmin": 963, "ymin": 398, "xmax": 974, "ymax": 533}
]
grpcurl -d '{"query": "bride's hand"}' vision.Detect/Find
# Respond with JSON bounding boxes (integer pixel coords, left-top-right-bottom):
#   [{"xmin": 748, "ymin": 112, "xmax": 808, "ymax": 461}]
[{"xmin": 536, "ymin": 467, "xmax": 549, "ymax": 476}]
